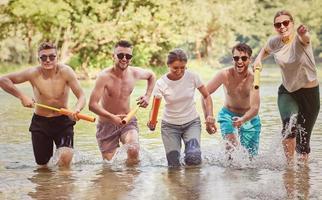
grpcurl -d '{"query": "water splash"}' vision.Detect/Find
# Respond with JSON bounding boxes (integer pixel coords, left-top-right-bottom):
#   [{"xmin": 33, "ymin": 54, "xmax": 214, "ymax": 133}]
[
  {"xmin": 108, "ymin": 144, "xmax": 165, "ymax": 171},
  {"xmin": 47, "ymin": 148, "xmax": 102, "ymax": 168},
  {"xmin": 283, "ymin": 114, "xmax": 298, "ymax": 139}
]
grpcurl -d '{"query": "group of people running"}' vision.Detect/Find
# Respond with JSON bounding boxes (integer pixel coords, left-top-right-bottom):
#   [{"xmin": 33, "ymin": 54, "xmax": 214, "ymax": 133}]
[{"xmin": 0, "ymin": 10, "xmax": 319, "ymax": 168}]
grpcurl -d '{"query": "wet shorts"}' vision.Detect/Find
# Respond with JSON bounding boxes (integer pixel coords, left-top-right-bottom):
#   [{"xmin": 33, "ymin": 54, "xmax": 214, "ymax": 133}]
[
  {"xmin": 96, "ymin": 117, "xmax": 139, "ymax": 153},
  {"xmin": 217, "ymin": 107, "xmax": 261, "ymax": 155},
  {"xmin": 278, "ymin": 84, "xmax": 320, "ymax": 154},
  {"xmin": 29, "ymin": 114, "xmax": 76, "ymax": 165}
]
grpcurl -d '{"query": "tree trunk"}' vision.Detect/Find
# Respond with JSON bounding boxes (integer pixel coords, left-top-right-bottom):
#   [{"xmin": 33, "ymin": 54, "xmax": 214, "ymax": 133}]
[
  {"xmin": 59, "ymin": 27, "xmax": 73, "ymax": 63},
  {"xmin": 195, "ymin": 39, "xmax": 201, "ymax": 60},
  {"xmin": 80, "ymin": 56, "xmax": 90, "ymax": 80},
  {"xmin": 26, "ymin": 23, "xmax": 34, "ymax": 64}
]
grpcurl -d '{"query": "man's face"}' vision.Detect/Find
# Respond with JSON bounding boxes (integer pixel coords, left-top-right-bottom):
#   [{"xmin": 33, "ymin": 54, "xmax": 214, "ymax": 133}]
[
  {"xmin": 232, "ymin": 49, "xmax": 251, "ymax": 74},
  {"xmin": 113, "ymin": 46, "xmax": 133, "ymax": 70},
  {"xmin": 38, "ymin": 49, "xmax": 57, "ymax": 70}
]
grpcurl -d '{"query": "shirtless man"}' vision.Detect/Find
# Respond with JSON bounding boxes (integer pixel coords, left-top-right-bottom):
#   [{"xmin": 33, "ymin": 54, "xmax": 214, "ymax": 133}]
[
  {"xmin": 0, "ymin": 42, "xmax": 86, "ymax": 167},
  {"xmin": 203, "ymin": 43, "xmax": 261, "ymax": 156},
  {"xmin": 89, "ymin": 40, "xmax": 156, "ymax": 164}
]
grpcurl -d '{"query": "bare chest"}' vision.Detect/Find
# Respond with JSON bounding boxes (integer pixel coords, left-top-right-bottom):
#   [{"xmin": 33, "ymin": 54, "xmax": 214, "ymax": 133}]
[
  {"xmin": 104, "ymin": 77, "xmax": 135, "ymax": 99},
  {"xmin": 32, "ymin": 76, "xmax": 68, "ymax": 99},
  {"xmin": 225, "ymin": 78, "xmax": 251, "ymax": 98}
]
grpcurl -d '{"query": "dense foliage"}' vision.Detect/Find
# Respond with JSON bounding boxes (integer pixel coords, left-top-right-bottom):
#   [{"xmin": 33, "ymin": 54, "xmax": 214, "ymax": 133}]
[{"xmin": 0, "ymin": 0, "xmax": 321, "ymax": 76}]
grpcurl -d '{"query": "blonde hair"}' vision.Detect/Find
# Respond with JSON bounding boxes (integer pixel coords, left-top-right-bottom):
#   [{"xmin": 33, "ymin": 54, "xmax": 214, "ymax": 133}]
[{"xmin": 274, "ymin": 10, "xmax": 294, "ymax": 23}]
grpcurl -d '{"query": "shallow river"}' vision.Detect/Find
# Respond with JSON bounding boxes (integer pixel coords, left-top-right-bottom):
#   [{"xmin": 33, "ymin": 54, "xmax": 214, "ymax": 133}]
[{"xmin": 0, "ymin": 79, "xmax": 321, "ymax": 200}]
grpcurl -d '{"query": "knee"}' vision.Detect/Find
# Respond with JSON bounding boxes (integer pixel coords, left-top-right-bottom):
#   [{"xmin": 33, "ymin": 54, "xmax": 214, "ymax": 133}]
[
  {"xmin": 166, "ymin": 151, "xmax": 181, "ymax": 167},
  {"xmin": 184, "ymin": 139, "xmax": 201, "ymax": 166},
  {"xmin": 127, "ymin": 144, "xmax": 139, "ymax": 158},
  {"xmin": 36, "ymin": 158, "xmax": 50, "ymax": 166},
  {"xmin": 185, "ymin": 153, "xmax": 201, "ymax": 165},
  {"xmin": 282, "ymin": 117, "xmax": 297, "ymax": 138},
  {"xmin": 58, "ymin": 147, "xmax": 73, "ymax": 165}
]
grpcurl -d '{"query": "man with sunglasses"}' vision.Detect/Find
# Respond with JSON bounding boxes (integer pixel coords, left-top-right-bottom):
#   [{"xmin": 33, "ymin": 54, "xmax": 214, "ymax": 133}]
[
  {"xmin": 89, "ymin": 40, "xmax": 156, "ymax": 165},
  {"xmin": 203, "ymin": 43, "xmax": 261, "ymax": 158},
  {"xmin": 254, "ymin": 10, "xmax": 319, "ymax": 165},
  {"xmin": 0, "ymin": 42, "xmax": 86, "ymax": 168}
]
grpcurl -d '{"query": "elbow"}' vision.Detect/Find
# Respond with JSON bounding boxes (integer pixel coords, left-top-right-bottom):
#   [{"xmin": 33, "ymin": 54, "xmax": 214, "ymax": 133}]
[
  {"xmin": 0, "ymin": 76, "xmax": 8, "ymax": 88},
  {"xmin": 253, "ymin": 107, "xmax": 260, "ymax": 115},
  {"xmin": 88, "ymin": 102, "xmax": 95, "ymax": 112},
  {"xmin": 150, "ymin": 73, "xmax": 157, "ymax": 84}
]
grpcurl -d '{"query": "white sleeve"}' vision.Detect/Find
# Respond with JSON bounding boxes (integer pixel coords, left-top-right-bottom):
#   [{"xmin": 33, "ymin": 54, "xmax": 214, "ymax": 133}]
[
  {"xmin": 193, "ymin": 72, "xmax": 203, "ymax": 88},
  {"xmin": 152, "ymin": 79, "xmax": 164, "ymax": 97}
]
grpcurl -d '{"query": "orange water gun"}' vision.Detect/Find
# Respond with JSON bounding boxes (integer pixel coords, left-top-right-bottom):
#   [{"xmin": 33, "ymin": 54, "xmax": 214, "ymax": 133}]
[
  {"xmin": 147, "ymin": 95, "xmax": 161, "ymax": 131},
  {"xmin": 34, "ymin": 103, "xmax": 96, "ymax": 122}
]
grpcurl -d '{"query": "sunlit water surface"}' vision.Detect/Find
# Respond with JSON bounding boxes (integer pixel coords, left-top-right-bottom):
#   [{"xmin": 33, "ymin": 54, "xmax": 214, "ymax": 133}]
[{"xmin": 0, "ymin": 81, "xmax": 321, "ymax": 200}]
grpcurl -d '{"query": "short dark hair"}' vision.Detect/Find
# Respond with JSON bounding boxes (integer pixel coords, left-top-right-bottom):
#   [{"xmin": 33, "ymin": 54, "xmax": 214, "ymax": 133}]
[
  {"xmin": 167, "ymin": 49, "xmax": 188, "ymax": 65},
  {"xmin": 115, "ymin": 40, "xmax": 132, "ymax": 48},
  {"xmin": 232, "ymin": 43, "xmax": 252, "ymax": 57},
  {"xmin": 38, "ymin": 42, "xmax": 57, "ymax": 52},
  {"xmin": 274, "ymin": 10, "xmax": 293, "ymax": 23}
]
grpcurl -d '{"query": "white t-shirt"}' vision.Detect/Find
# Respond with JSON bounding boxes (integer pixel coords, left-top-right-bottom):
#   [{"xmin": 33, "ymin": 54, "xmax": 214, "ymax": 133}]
[{"xmin": 152, "ymin": 70, "xmax": 203, "ymax": 125}]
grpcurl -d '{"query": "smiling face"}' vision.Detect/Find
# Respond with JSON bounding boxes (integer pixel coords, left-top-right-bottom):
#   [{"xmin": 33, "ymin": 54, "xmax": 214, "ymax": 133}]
[
  {"xmin": 38, "ymin": 48, "xmax": 57, "ymax": 70},
  {"xmin": 274, "ymin": 15, "xmax": 294, "ymax": 39},
  {"xmin": 113, "ymin": 46, "xmax": 133, "ymax": 71},
  {"xmin": 232, "ymin": 49, "xmax": 251, "ymax": 74},
  {"xmin": 167, "ymin": 60, "xmax": 186, "ymax": 80}
]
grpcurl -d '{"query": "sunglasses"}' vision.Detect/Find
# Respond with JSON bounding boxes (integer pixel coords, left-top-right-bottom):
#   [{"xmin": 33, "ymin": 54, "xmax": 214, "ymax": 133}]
[
  {"xmin": 274, "ymin": 20, "xmax": 290, "ymax": 29},
  {"xmin": 39, "ymin": 54, "xmax": 56, "ymax": 62},
  {"xmin": 233, "ymin": 56, "xmax": 249, "ymax": 62},
  {"xmin": 116, "ymin": 53, "xmax": 133, "ymax": 60}
]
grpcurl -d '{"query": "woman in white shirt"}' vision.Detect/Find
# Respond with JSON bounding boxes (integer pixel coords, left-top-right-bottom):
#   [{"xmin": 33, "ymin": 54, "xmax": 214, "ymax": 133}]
[{"xmin": 148, "ymin": 49, "xmax": 216, "ymax": 167}]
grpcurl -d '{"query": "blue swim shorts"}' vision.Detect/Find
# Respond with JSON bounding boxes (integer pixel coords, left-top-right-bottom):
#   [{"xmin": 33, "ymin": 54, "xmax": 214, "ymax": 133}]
[{"xmin": 217, "ymin": 107, "xmax": 261, "ymax": 155}]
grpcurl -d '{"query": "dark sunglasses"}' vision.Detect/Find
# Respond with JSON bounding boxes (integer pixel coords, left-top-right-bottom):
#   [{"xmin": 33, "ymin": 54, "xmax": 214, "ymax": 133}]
[
  {"xmin": 39, "ymin": 54, "xmax": 56, "ymax": 62},
  {"xmin": 116, "ymin": 53, "xmax": 133, "ymax": 60},
  {"xmin": 274, "ymin": 20, "xmax": 290, "ymax": 29},
  {"xmin": 233, "ymin": 56, "xmax": 249, "ymax": 62}
]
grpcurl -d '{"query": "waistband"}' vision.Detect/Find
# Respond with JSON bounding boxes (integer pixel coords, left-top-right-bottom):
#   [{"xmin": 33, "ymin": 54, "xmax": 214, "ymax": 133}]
[{"xmin": 32, "ymin": 113, "xmax": 68, "ymax": 121}]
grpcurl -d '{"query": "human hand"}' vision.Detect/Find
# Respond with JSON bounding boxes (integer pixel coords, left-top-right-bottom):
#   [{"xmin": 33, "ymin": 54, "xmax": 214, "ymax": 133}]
[
  {"xmin": 232, "ymin": 116, "xmax": 244, "ymax": 128},
  {"xmin": 253, "ymin": 60, "xmax": 262, "ymax": 72},
  {"xmin": 20, "ymin": 95, "xmax": 34, "ymax": 108},
  {"xmin": 205, "ymin": 116, "xmax": 217, "ymax": 134},
  {"xmin": 69, "ymin": 108, "xmax": 80, "ymax": 121},
  {"xmin": 136, "ymin": 95, "xmax": 149, "ymax": 108},
  {"xmin": 110, "ymin": 114, "xmax": 124, "ymax": 126},
  {"xmin": 297, "ymin": 24, "xmax": 309, "ymax": 36},
  {"xmin": 147, "ymin": 121, "xmax": 157, "ymax": 131}
]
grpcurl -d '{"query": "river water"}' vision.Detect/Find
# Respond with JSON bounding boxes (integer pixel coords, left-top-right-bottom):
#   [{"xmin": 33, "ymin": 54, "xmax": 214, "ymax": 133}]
[{"xmin": 0, "ymin": 79, "xmax": 321, "ymax": 200}]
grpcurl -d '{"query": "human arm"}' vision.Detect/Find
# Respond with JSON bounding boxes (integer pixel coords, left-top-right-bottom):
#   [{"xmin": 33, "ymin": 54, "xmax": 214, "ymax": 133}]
[
  {"xmin": 253, "ymin": 44, "xmax": 271, "ymax": 71},
  {"xmin": 233, "ymin": 87, "xmax": 260, "ymax": 127},
  {"xmin": 253, "ymin": 40, "xmax": 273, "ymax": 89},
  {"xmin": 0, "ymin": 69, "xmax": 34, "ymax": 107},
  {"xmin": 297, "ymin": 24, "xmax": 310, "ymax": 45},
  {"xmin": 134, "ymin": 68, "xmax": 156, "ymax": 108},
  {"xmin": 88, "ymin": 73, "xmax": 122, "ymax": 125},
  {"xmin": 65, "ymin": 66, "xmax": 86, "ymax": 120},
  {"xmin": 201, "ymin": 70, "xmax": 224, "ymax": 120},
  {"xmin": 199, "ymin": 85, "xmax": 216, "ymax": 134}
]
